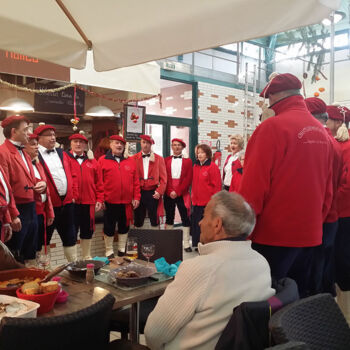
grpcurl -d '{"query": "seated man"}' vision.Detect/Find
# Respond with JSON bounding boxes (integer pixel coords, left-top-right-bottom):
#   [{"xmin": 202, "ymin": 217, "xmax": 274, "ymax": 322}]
[{"xmin": 145, "ymin": 191, "xmax": 275, "ymax": 350}]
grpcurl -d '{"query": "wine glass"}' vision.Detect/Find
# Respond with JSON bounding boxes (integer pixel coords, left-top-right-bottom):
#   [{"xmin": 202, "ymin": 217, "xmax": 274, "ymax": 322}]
[
  {"xmin": 141, "ymin": 244, "xmax": 155, "ymax": 266},
  {"xmin": 36, "ymin": 251, "xmax": 51, "ymax": 270}
]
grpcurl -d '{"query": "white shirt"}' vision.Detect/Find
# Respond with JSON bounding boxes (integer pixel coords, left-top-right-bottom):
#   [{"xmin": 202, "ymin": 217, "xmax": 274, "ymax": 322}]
[
  {"xmin": 0, "ymin": 170, "xmax": 10, "ymax": 204},
  {"xmin": 224, "ymin": 153, "xmax": 240, "ymax": 186},
  {"xmin": 145, "ymin": 240, "xmax": 275, "ymax": 350},
  {"xmin": 32, "ymin": 163, "xmax": 47, "ymax": 203},
  {"xmin": 142, "ymin": 153, "xmax": 151, "ymax": 180},
  {"xmin": 38, "ymin": 145, "xmax": 67, "ymax": 196},
  {"xmin": 9, "ymin": 140, "xmax": 30, "ymax": 173},
  {"xmin": 171, "ymin": 155, "xmax": 182, "ymax": 179},
  {"xmin": 73, "ymin": 152, "xmax": 84, "ymax": 165}
]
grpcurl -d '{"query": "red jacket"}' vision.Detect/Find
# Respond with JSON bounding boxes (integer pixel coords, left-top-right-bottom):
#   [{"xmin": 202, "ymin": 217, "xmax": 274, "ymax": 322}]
[
  {"xmin": 164, "ymin": 156, "xmax": 193, "ymax": 196},
  {"xmin": 229, "ymin": 164, "xmax": 243, "ymax": 193},
  {"xmin": 0, "ymin": 140, "xmax": 37, "ymax": 217},
  {"xmin": 0, "ymin": 165, "xmax": 19, "ymax": 224},
  {"xmin": 191, "ymin": 160, "xmax": 222, "ymax": 206},
  {"xmin": 98, "ymin": 151, "xmax": 140, "ymax": 204},
  {"xmin": 67, "ymin": 152, "xmax": 104, "ymax": 205},
  {"xmin": 239, "ymin": 95, "xmax": 333, "ymax": 247},
  {"xmin": 133, "ymin": 152, "xmax": 167, "ymax": 195},
  {"xmin": 32, "ymin": 160, "xmax": 55, "ymax": 219},
  {"xmin": 337, "ymin": 139, "xmax": 350, "ymax": 218},
  {"xmin": 324, "ymin": 128, "xmax": 343, "ymax": 223},
  {"xmin": 38, "ymin": 148, "xmax": 77, "ymax": 207}
]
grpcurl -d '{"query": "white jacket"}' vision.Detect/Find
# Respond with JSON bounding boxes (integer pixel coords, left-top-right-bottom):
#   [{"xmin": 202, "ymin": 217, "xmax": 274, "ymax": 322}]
[{"xmin": 145, "ymin": 240, "xmax": 275, "ymax": 350}]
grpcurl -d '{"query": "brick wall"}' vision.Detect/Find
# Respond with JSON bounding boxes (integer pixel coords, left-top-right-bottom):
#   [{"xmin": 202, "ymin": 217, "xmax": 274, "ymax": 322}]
[{"xmin": 198, "ymin": 81, "xmax": 261, "ymax": 171}]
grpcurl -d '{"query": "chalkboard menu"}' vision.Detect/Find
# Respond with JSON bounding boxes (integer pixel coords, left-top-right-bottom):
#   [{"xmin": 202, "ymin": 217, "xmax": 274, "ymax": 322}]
[{"xmin": 34, "ymin": 83, "xmax": 85, "ymax": 114}]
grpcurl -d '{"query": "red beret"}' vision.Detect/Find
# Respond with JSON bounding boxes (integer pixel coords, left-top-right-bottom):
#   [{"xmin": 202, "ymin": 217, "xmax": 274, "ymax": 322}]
[
  {"xmin": 1, "ymin": 115, "xmax": 28, "ymax": 128},
  {"xmin": 28, "ymin": 133, "xmax": 38, "ymax": 141},
  {"xmin": 110, "ymin": 135, "xmax": 126, "ymax": 144},
  {"xmin": 305, "ymin": 97, "xmax": 327, "ymax": 115},
  {"xmin": 34, "ymin": 124, "xmax": 56, "ymax": 136},
  {"xmin": 172, "ymin": 138, "xmax": 186, "ymax": 148},
  {"xmin": 140, "ymin": 134, "xmax": 154, "ymax": 145},
  {"xmin": 326, "ymin": 105, "xmax": 350, "ymax": 122},
  {"xmin": 69, "ymin": 133, "xmax": 88, "ymax": 142},
  {"xmin": 260, "ymin": 73, "xmax": 302, "ymax": 98}
]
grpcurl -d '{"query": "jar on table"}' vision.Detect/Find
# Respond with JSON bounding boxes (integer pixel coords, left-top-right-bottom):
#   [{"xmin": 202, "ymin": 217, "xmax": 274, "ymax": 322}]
[{"xmin": 86, "ymin": 263, "xmax": 95, "ymax": 284}]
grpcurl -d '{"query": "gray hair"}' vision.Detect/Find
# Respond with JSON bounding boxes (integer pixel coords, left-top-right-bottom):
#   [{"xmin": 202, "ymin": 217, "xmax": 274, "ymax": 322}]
[{"xmin": 211, "ymin": 191, "xmax": 256, "ymax": 238}]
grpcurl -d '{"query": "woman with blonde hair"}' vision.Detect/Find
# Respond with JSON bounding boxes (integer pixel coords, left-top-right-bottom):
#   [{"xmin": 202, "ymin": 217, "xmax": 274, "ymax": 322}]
[{"xmin": 223, "ymin": 134, "xmax": 244, "ymax": 191}]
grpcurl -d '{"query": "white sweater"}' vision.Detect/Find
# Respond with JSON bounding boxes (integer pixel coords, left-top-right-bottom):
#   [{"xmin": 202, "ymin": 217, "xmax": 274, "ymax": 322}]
[{"xmin": 144, "ymin": 240, "xmax": 275, "ymax": 350}]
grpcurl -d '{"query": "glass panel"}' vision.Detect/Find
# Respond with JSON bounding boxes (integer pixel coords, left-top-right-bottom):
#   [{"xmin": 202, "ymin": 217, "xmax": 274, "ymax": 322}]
[
  {"xmin": 140, "ymin": 79, "xmax": 192, "ymax": 119},
  {"xmin": 145, "ymin": 123, "xmax": 163, "ymax": 156},
  {"xmin": 170, "ymin": 125, "xmax": 190, "ymax": 158}
]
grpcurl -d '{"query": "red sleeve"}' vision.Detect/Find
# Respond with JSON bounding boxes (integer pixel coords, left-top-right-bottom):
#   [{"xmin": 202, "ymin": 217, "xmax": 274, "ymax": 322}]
[
  {"xmin": 45, "ymin": 190, "xmax": 55, "ymax": 219},
  {"xmin": 68, "ymin": 156, "xmax": 79, "ymax": 201},
  {"xmin": 238, "ymin": 121, "xmax": 277, "ymax": 216},
  {"xmin": 0, "ymin": 164, "xmax": 19, "ymax": 219},
  {"xmin": 94, "ymin": 160, "xmax": 104, "ymax": 203},
  {"xmin": 3, "ymin": 209, "xmax": 11, "ymax": 224},
  {"xmin": 133, "ymin": 161, "xmax": 141, "ymax": 201},
  {"xmin": 210, "ymin": 163, "xmax": 222, "ymax": 195},
  {"xmin": 176, "ymin": 160, "xmax": 193, "ymax": 196},
  {"xmin": 156, "ymin": 157, "xmax": 167, "ymax": 195}
]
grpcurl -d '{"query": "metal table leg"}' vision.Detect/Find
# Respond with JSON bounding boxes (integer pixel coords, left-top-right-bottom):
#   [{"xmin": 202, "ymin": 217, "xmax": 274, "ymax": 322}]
[{"xmin": 129, "ymin": 301, "xmax": 140, "ymax": 343}]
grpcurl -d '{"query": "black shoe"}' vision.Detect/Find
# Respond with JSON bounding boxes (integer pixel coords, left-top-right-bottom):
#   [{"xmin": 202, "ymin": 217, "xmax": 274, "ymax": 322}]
[
  {"xmin": 194, "ymin": 247, "xmax": 198, "ymax": 252},
  {"xmin": 184, "ymin": 247, "xmax": 192, "ymax": 253},
  {"xmin": 107, "ymin": 253, "xmax": 115, "ymax": 259},
  {"xmin": 117, "ymin": 251, "xmax": 124, "ymax": 257}
]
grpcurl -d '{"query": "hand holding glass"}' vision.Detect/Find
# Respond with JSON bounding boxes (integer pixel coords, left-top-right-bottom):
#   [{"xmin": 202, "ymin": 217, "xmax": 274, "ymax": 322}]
[{"xmin": 141, "ymin": 244, "xmax": 155, "ymax": 266}]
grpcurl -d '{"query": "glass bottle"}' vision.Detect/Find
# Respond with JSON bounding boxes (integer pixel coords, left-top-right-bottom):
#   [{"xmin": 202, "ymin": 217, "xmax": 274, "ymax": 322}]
[{"xmin": 86, "ymin": 263, "xmax": 95, "ymax": 284}]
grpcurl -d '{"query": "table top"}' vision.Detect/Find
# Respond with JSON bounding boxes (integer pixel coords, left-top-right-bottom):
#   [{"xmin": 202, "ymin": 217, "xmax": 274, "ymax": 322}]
[{"xmin": 43, "ymin": 260, "xmax": 172, "ymax": 317}]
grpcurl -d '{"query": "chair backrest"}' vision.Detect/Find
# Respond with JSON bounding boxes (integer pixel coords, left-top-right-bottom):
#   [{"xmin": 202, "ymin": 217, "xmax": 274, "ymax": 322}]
[
  {"xmin": 128, "ymin": 229, "xmax": 183, "ymax": 264},
  {"xmin": 0, "ymin": 293, "xmax": 115, "ymax": 350},
  {"xmin": 215, "ymin": 278, "xmax": 299, "ymax": 350},
  {"xmin": 269, "ymin": 293, "xmax": 350, "ymax": 350}
]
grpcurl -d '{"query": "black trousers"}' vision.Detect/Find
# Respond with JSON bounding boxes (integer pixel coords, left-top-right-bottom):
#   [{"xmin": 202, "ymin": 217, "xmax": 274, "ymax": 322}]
[
  {"xmin": 191, "ymin": 205, "xmax": 205, "ymax": 248},
  {"xmin": 134, "ymin": 190, "xmax": 159, "ymax": 227},
  {"xmin": 6, "ymin": 202, "xmax": 38, "ymax": 261},
  {"xmin": 252, "ymin": 243, "xmax": 314, "ymax": 298},
  {"xmin": 74, "ymin": 204, "xmax": 95, "ymax": 239},
  {"xmin": 309, "ymin": 221, "xmax": 338, "ymax": 295},
  {"xmin": 103, "ymin": 202, "xmax": 129, "ymax": 237},
  {"xmin": 47, "ymin": 203, "xmax": 76, "ymax": 247},
  {"xmin": 164, "ymin": 195, "xmax": 190, "ymax": 227},
  {"xmin": 36, "ymin": 214, "xmax": 45, "ymax": 251},
  {"xmin": 335, "ymin": 217, "xmax": 350, "ymax": 291}
]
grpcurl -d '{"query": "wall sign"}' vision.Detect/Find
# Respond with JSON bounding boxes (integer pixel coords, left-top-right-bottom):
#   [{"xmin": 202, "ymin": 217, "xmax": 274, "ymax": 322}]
[
  {"xmin": 123, "ymin": 104, "xmax": 146, "ymax": 141},
  {"xmin": 34, "ymin": 83, "xmax": 85, "ymax": 114}
]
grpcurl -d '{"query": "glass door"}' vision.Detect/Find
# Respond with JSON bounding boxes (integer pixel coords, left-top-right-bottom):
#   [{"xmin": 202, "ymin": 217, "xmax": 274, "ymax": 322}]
[{"xmin": 145, "ymin": 123, "xmax": 164, "ymax": 156}]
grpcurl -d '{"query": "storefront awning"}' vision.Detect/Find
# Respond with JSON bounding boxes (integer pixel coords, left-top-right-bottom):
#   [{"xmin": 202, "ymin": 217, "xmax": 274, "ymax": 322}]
[{"xmin": 0, "ymin": 0, "xmax": 341, "ymax": 72}]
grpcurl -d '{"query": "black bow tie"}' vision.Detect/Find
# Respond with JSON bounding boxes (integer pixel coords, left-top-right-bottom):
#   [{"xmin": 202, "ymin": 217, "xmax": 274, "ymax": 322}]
[
  {"xmin": 14, "ymin": 144, "xmax": 24, "ymax": 150},
  {"xmin": 46, "ymin": 149, "xmax": 55, "ymax": 154},
  {"xmin": 173, "ymin": 155, "xmax": 182, "ymax": 159},
  {"xmin": 142, "ymin": 154, "xmax": 150, "ymax": 158},
  {"xmin": 114, "ymin": 155, "xmax": 121, "ymax": 160},
  {"xmin": 75, "ymin": 155, "xmax": 84, "ymax": 160}
]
